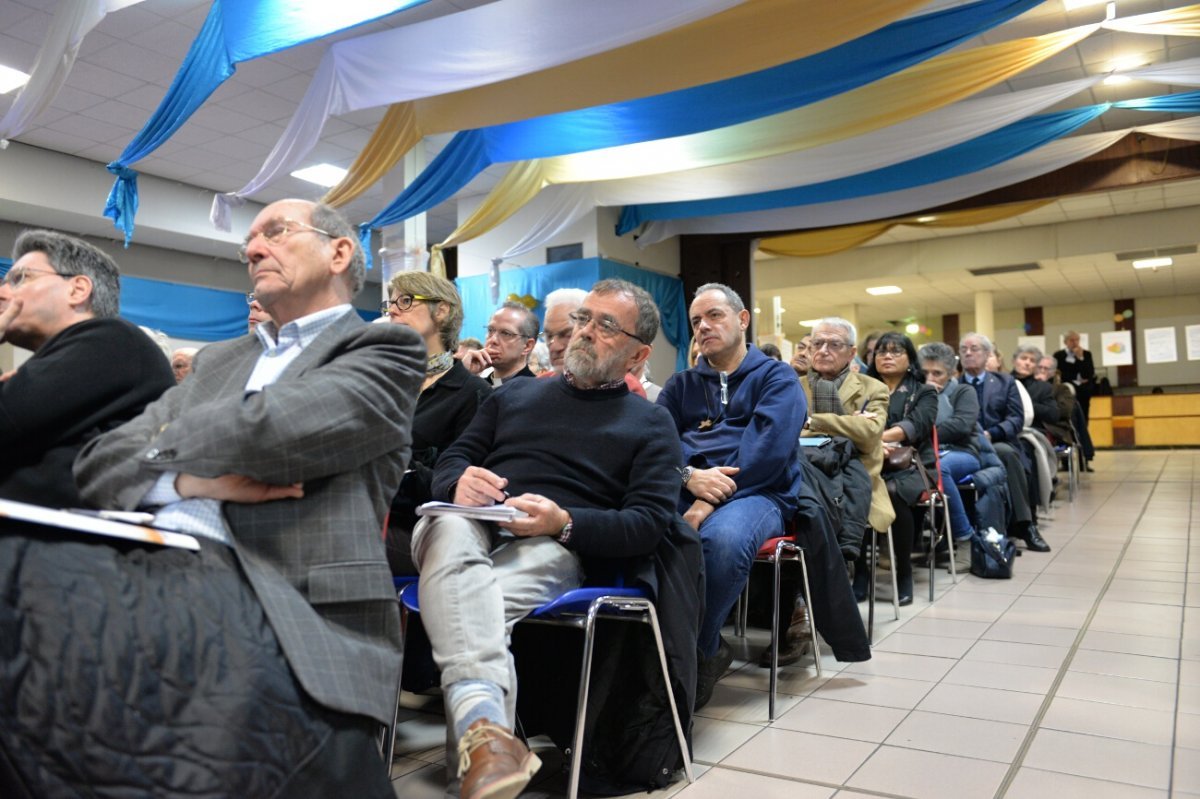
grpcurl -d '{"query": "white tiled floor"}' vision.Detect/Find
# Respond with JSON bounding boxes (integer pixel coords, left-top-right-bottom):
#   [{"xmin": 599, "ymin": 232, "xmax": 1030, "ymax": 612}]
[{"xmin": 390, "ymin": 449, "xmax": 1199, "ymax": 798}]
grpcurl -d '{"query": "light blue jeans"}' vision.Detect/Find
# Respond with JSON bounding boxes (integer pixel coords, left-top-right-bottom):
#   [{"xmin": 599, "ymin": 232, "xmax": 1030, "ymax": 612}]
[
  {"xmin": 412, "ymin": 515, "xmax": 583, "ymax": 711},
  {"xmin": 938, "ymin": 449, "xmax": 981, "ymax": 541},
  {"xmin": 696, "ymin": 495, "xmax": 783, "ymax": 656}
]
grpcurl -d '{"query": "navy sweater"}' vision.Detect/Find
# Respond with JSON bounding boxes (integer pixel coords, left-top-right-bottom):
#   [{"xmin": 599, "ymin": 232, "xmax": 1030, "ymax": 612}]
[
  {"xmin": 432, "ymin": 375, "xmax": 682, "ymax": 560},
  {"xmin": 656, "ymin": 346, "xmax": 805, "ymax": 516}
]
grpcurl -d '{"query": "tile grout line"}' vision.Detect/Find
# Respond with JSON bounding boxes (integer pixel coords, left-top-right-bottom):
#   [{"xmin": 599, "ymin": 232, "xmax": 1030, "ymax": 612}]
[
  {"xmin": 1166, "ymin": 461, "xmax": 1195, "ymax": 798},
  {"xmin": 994, "ymin": 456, "xmax": 1168, "ymax": 798}
]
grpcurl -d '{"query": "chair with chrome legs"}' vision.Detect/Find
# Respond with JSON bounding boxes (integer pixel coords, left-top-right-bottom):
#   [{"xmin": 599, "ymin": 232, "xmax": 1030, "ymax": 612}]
[
  {"xmin": 913, "ymin": 427, "xmax": 958, "ymax": 601},
  {"xmin": 864, "ymin": 525, "xmax": 899, "ymax": 643},
  {"xmin": 399, "ymin": 582, "xmax": 695, "ymax": 799},
  {"xmin": 380, "ymin": 575, "xmax": 417, "ymax": 765}
]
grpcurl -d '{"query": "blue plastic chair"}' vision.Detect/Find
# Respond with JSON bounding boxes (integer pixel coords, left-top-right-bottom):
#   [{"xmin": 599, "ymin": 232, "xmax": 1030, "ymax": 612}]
[
  {"xmin": 398, "ymin": 581, "xmax": 695, "ymax": 799},
  {"xmin": 381, "ymin": 576, "xmax": 418, "ymax": 764}
]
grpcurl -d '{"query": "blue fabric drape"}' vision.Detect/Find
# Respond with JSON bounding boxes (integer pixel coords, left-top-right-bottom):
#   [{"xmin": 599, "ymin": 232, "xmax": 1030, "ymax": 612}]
[
  {"xmin": 105, "ymin": 0, "xmax": 429, "ymax": 245},
  {"xmin": 120, "ymin": 276, "xmax": 252, "ymax": 340},
  {"xmin": 1115, "ymin": 88, "xmax": 1200, "ymax": 113},
  {"xmin": 617, "ymin": 104, "xmax": 1109, "ymax": 231},
  {"xmin": 364, "ymin": 0, "xmax": 1040, "ymax": 232},
  {"xmin": 455, "ymin": 258, "xmax": 690, "ymax": 372}
]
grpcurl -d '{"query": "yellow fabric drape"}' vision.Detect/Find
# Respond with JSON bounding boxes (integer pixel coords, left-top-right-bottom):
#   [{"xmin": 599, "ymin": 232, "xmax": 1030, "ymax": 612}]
[
  {"xmin": 420, "ymin": 26, "xmax": 1092, "ymax": 262},
  {"xmin": 321, "ymin": 0, "xmax": 930, "ymax": 206},
  {"xmin": 1102, "ymin": 3, "xmax": 1200, "ymax": 36},
  {"xmin": 758, "ymin": 200, "xmax": 1055, "ymax": 257}
]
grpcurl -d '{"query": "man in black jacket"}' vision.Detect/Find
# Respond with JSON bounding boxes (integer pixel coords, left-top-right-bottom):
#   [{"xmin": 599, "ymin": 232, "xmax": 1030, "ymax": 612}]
[{"xmin": 0, "ymin": 229, "xmax": 174, "ymax": 507}]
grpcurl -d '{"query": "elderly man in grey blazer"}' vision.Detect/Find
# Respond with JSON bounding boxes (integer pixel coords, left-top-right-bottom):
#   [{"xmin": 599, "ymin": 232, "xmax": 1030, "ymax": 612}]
[{"xmin": 0, "ymin": 200, "xmax": 423, "ymax": 798}]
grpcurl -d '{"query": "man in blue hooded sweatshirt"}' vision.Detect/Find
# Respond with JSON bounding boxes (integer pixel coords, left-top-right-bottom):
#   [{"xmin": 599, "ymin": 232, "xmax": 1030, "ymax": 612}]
[{"xmin": 657, "ymin": 283, "xmax": 805, "ymax": 708}]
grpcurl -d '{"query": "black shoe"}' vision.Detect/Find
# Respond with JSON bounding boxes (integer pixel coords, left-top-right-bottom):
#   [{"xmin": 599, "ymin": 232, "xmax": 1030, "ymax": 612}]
[
  {"xmin": 897, "ymin": 575, "xmax": 913, "ymax": 607},
  {"xmin": 1083, "ymin": 461, "xmax": 1095, "ymax": 473},
  {"xmin": 852, "ymin": 564, "xmax": 869, "ymax": 603},
  {"xmin": 757, "ymin": 604, "xmax": 812, "ymax": 668},
  {"xmin": 1015, "ymin": 523, "xmax": 1051, "ymax": 552},
  {"xmin": 694, "ymin": 637, "xmax": 733, "ymax": 711}
]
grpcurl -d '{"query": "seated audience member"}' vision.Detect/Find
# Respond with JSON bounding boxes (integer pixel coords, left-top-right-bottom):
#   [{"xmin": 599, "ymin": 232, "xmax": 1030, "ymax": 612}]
[
  {"xmin": 1036, "ymin": 355, "xmax": 1090, "ymax": 462},
  {"xmin": 170, "ymin": 347, "xmax": 198, "ymax": 383},
  {"xmin": 759, "ymin": 342, "xmax": 782, "ymax": 360},
  {"xmin": 918, "ymin": 342, "xmax": 981, "ymax": 544},
  {"xmin": 861, "ymin": 330, "xmax": 882, "ymax": 369},
  {"xmin": 633, "ymin": 358, "xmax": 662, "ymax": 401},
  {"xmin": 1054, "ymin": 330, "xmax": 1095, "ymax": 421},
  {"xmin": 456, "ymin": 336, "xmax": 482, "ymax": 357},
  {"xmin": 415, "ymin": 279, "xmax": 695, "ymax": 798},
  {"xmin": 801, "ymin": 318, "xmax": 895, "ymax": 555},
  {"xmin": 1012, "ymin": 345, "xmax": 1061, "ymax": 496},
  {"xmin": 527, "ymin": 341, "xmax": 550, "ymax": 375},
  {"xmin": 246, "ymin": 291, "xmax": 271, "ymax": 331},
  {"xmin": 0, "ymin": 230, "xmax": 175, "ymax": 508},
  {"xmin": 986, "ymin": 347, "xmax": 1006, "ymax": 373},
  {"xmin": 541, "ymin": 287, "xmax": 588, "ymax": 373},
  {"xmin": 864, "ymin": 332, "xmax": 937, "ymax": 605},
  {"xmin": 790, "ymin": 333, "xmax": 813, "ymax": 377},
  {"xmin": 461, "ymin": 302, "xmax": 539, "ymax": 385},
  {"xmin": 382, "ymin": 272, "xmax": 490, "ymax": 577},
  {"xmin": 657, "ymin": 283, "xmax": 804, "ymax": 703},
  {"xmin": 0, "ymin": 201, "xmax": 424, "ymax": 798},
  {"xmin": 959, "ymin": 333, "xmax": 1049, "ymax": 552}
]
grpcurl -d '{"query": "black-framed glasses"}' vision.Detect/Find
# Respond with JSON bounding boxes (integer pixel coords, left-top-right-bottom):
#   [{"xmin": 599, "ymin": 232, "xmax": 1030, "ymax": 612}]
[
  {"xmin": 875, "ymin": 345, "xmax": 907, "ymax": 357},
  {"xmin": 238, "ymin": 217, "xmax": 332, "ymax": 263},
  {"xmin": 2, "ymin": 268, "xmax": 77, "ymax": 289},
  {"xmin": 485, "ymin": 325, "xmax": 525, "ymax": 342},
  {"xmin": 568, "ymin": 310, "xmax": 649, "ymax": 344},
  {"xmin": 809, "ymin": 339, "xmax": 849, "ymax": 352},
  {"xmin": 381, "ymin": 293, "xmax": 437, "ymax": 315}
]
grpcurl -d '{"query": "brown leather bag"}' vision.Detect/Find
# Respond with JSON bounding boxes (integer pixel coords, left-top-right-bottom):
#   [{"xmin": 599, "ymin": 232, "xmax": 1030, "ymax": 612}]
[{"xmin": 882, "ymin": 445, "xmax": 915, "ymax": 473}]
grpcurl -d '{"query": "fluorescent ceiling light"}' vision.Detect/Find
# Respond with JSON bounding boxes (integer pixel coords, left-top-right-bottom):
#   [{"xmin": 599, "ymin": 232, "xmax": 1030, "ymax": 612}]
[
  {"xmin": 905, "ymin": 322, "xmax": 920, "ymax": 335},
  {"xmin": 1132, "ymin": 256, "xmax": 1173, "ymax": 269},
  {"xmin": 1103, "ymin": 74, "xmax": 1132, "ymax": 86},
  {"xmin": 798, "ymin": 319, "xmax": 821, "ymax": 327},
  {"xmin": 1109, "ymin": 54, "xmax": 1148, "ymax": 73},
  {"xmin": 0, "ymin": 64, "xmax": 30, "ymax": 95},
  {"xmin": 865, "ymin": 285, "xmax": 902, "ymax": 296},
  {"xmin": 915, "ymin": 215, "xmax": 937, "ymax": 223},
  {"xmin": 290, "ymin": 163, "xmax": 348, "ymax": 187}
]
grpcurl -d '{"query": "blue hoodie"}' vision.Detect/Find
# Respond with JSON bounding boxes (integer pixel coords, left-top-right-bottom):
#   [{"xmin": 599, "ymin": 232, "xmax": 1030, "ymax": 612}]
[{"xmin": 657, "ymin": 346, "xmax": 806, "ymax": 516}]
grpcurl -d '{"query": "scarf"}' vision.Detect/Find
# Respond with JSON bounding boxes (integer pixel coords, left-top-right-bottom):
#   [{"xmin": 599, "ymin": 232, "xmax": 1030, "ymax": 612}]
[
  {"xmin": 936, "ymin": 378, "xmax": 959, "ymax": 424},
  {"xmin": 426, "ymin": 350, "xmax": 454, "ymax": 377},
  {"xmin": 810, "ymin": 365, "xmax": 849, "ymax": 414}
]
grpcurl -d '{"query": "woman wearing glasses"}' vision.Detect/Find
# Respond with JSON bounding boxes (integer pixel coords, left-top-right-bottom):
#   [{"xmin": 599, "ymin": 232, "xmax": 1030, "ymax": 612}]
[
  {"xmin": 382, "ymin": 272, "xmax": 490, "ymax": 577},
  {"xmin": 863, "ymin": 333, "xmax": 937, "ymax": 605}
]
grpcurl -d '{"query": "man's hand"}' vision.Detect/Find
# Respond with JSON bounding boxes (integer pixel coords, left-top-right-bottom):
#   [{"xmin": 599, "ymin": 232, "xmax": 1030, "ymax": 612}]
[
  {"xmin": 0, "ymin": 297, "xmax": 23, "ymax": 343},
  {"xmin": 497, "ymin": 493, "xmax": 569, "ymax": 538},
  {"xmin": 685, "ymin": 466, "xmax": 739, "ymax": 504},
  {"xmin": 452, "ymin": 465, "xmax": 508, "ymax": 506},
  {"xmin": 683, "ymin": 499, "xmax": 715, "ymax": 531},
  {"xmin": 175, "ymin": 473, "xmax": 304, "ymax": 503},
  {"xmin": 459, "ymin": 349, "xmax": 492, "ymax": 375},
  {"xmin": 0, "ymin": 368, "xmax": 16, "ymax": 382}
]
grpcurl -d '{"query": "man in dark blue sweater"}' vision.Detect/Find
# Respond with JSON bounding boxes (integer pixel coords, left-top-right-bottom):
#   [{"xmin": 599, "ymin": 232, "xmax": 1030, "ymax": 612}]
[
  {"xmin": 416, "ymin": 279, "xmax": 684, "ymax": 799},
  {"xmin": 657, "ymin": 283, "xmax": 805, "ymax": 708}
]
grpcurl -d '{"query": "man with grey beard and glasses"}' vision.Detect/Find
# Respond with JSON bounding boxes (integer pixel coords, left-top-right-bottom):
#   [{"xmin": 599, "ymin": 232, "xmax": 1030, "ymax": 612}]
[{"xmin": 410, "ymin": 278, "xmax": 699, "ymax": 799}]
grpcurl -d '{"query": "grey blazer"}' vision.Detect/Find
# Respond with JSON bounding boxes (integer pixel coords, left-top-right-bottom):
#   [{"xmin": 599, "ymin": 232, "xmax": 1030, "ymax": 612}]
[{"xmin": 74, "ymin": 311, "xmax": 425, "ymax": 725}]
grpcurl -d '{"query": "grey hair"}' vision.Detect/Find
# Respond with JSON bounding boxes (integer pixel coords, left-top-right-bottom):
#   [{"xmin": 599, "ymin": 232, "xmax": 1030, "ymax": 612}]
[
  {"xmin": 528, "ymin": 341, "xmax": 550, "ymax": 371},
  {"xmin": 499, "ymin": 301, "xmax": 540, "ymax": 339},
  {"xmin": 592, "ymin": 278, "xmax": 660, "ymax": 344},
  {"xmin": 544, "ymin": 287, "xmax": 587, "ymax": 312},
  {"xmin": 693, "ymin": 282, "xmax": 745, "ymax": 314},
  {"xmin": 12, "ymin": 229, "xmax": 121, "ymax": 318},
  {"xmin": 816, "ymin": 317, "xmax": 857, "ymax": 347},
  {"xmin": 310, "ymin": 202, "xmax": 365, "ymax": 297},
  {"xmin": 959, "ymin": 331, "xmax": 994, "ymax": 353},
  {"xmin": 1013, "ymin": 343, "xmax": 1044, "ymax": 361},
  {"xmin": 917, "ymin": 341, "xmax": 958, "ymax": 374}
]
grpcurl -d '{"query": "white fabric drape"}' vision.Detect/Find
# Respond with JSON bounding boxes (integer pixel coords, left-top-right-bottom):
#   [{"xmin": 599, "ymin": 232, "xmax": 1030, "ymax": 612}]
[
  {"xmin": 209, "ymin": 0, "xmax": 743, "ymax": 229},
  {"xmin": 497, "ymin": 184, "xmax": 595, "ymax": 260},
  {"xmin": 0, "ymin": 0, "xmax": 143, "ymax": 146}
]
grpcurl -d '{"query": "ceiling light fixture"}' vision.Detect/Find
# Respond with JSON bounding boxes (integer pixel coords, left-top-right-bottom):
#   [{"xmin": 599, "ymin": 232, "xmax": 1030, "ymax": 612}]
[
  {"xmin": 1109, "ymin": 54, "xmax": 1148, "ymax": 73},
  {"xmin": 866, "ymin": 285, "xmax": 902, "ymax": 296},
  {"xmin": 905, "ymin": 322, "xmax": 920, "ymax": 335},
  {"xmin": 1103, "ymin": 74, "xmax": 1132, "ymax": 86},
  {"xmin": 0, "ymin": 64, "xmax": 31, "ymax": 94},
  {"xmin": 1132, "ymin": 256, "xmax": 1173, "ymax": 270},
  {"xmin": 290, "ymin": 163, "xmax": 348, "ymax": 187},
  {"xmin": 915, "ymin": 215, "xmax": 937, "ymax": 223}
]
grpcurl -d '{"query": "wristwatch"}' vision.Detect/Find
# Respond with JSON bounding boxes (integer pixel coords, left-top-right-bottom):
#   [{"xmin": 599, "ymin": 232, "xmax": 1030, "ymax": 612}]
[{"xmin": 678, "ymin": 465, "xmax": 695, "ymax": 486}]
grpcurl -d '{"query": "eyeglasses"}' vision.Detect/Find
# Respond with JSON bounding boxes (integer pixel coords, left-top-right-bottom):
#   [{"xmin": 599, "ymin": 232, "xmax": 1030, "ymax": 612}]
[
  {"xmin": 2, "ymin": 268, "xmax": 76, "ymax": 289},
  {"xmin": 245, "ymin": 292, "xmax": 256, "ymax": 305},
  {"xmin": 485, "ymin": 325, "xmax": 525, "ymax": 342},
  {"xmin": 568, "ymin": 310, "xmax": 649, "ymax": 344},
  {"xmin": 809, "ymin": 339, "xmax": 849, "ymax": 351},
  {"xmin": 381, "ymin": 293, "xmax": 437, "ymax": 315},
  {"xmin": 959, "ymin": 345, "xmax": 985, "ymax": 354},
  {"xmin": 238, "ymin": 218, "xmax": 332, "ymax": 263},
  {"xmin": 875, "ymin": 346, "xmax": 907, "ymax": 357}
]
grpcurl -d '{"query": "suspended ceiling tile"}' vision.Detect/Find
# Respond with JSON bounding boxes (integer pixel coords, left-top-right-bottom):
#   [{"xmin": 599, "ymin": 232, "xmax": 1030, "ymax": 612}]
[
  {"xmin": 44, "ymin": 114, "xmax": 131, "ymax": 147},
  {"xmin": 128, "ymin": 19, "xmax": 199, "ymax": 60},
  {"xmin": 188, "ymin": 103, "xmax": 266, "ymax": 135},
  {"xmin": 94, "ymin": 4, "xmax": 183, "ymax": 38},
  {"xmin": 87, "ymin": 40, "xmax": 185, "ymax": 82},
  {"xmin": 217, "ymin": 88, "xmax": 304, "ymax": 124},
  {"xmin": 325, "ymin": 128, "xmax": 375, "ymax": 153},
  {"xmin": 195, "ymin": 135, "xmax": 271, "ymax": 162},
  {"xmin": 0, "ymin": 31, "xmax": 40, "ymax": 72},
  {"xmin": 233, "ymin": 121, "xmax": 288, "ymax": 148},
  {"xmin": 262, "ymin": 73, "xmax": 314, "ymax": 106},
  {"xmin": 78, "ymin": 99, "xmax": 155, "ymax": 131},
  {"xmin": 238, "ymin": 57, "xmax": 303, "ymax": 89},
  {"xmin": 18, "ymin": 127, "xmax": 95, "ymax": 156},
  {"xmin": 118, "ymin": 83, "xmax": 172, "ymax": 113}
]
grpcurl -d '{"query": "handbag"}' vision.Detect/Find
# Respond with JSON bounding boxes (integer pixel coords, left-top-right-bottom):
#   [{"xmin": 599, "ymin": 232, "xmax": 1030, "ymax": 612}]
[
  {"xmin": 969, "ymin": 529, "xmax": 1017, "ymax": 579},
  {"xmin": 882, "ymin": 445, "xmax": 914, "ymax": 473}
]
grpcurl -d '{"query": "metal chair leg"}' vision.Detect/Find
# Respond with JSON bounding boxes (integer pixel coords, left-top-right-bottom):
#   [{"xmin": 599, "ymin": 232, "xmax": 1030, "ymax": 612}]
[
  {"xmin": 769, "ymin": 542, "xmax": 782, "ymax": 721},
  {"xmin": 792, "ymin": 545, "xmax": 821, "ymax": 678},
  {"xmin": 867, "ymin": 528, "xmax": 876, "ymax": 644},
  {"xmin": 885, "ymin": 525, "xmax": 899, "ymax": 621},
  {"xmin": 944, "ymin": 496, "xmax": 958, "ymax": 584},
  {"xmin": 381, "ymin": 600, "xmax": 410, "ymax": 764}
]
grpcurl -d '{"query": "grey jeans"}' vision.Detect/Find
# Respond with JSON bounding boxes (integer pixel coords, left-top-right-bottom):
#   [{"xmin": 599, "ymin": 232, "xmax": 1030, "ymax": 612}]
[{"xmin": 412, "ymin": 514, "xmax": 583, "ymax": 701}]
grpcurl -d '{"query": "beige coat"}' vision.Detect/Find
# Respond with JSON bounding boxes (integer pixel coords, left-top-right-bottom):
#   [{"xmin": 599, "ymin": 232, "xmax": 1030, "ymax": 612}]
[{"xmin": 801, "ymin": 371, "xmax": 896, "ymax": 531}]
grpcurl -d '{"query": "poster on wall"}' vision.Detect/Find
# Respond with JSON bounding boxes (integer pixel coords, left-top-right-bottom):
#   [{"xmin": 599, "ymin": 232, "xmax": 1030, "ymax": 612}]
[
  {"xmin": 1187, "ymin": 325, "xmax": 1200, "ymax": 361},
  {"xmin": 1143, "ymin": 327, "xmax": 1178, "ymax": 364},
  {"xmin": 1100, "ymin": 330, "xmax": 1133, "ymax": 366},
  {"xmin": 1017, "ymin": 335, "xmax": 1047, "ymax": 353}
]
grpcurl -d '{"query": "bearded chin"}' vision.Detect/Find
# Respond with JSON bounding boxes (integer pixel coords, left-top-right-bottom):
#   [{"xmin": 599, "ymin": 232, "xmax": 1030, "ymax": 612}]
[{"xmin": 565, "ymin": 345, "xmax": 597, "ymax": 380}]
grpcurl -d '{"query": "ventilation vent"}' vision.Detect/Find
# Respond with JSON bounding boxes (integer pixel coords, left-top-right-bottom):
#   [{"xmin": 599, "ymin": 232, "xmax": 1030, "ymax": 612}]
[
  {"xmin": 968, "ymin": 262, "xmax": 1041, "ymax": 277},
  {"xmin": 1115, "ymin": 245, "xmax": 1196, "ymax": 261}
]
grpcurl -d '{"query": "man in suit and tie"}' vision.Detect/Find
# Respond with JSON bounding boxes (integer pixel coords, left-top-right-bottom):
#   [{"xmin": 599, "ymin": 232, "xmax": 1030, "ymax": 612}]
[
  {"xmin": 1, "ymin": 200, "xmax": 424, "ymax": 797},
  {"xmin": 959, "ymin": 332, "xmax": 1050, "ymax": 552}
]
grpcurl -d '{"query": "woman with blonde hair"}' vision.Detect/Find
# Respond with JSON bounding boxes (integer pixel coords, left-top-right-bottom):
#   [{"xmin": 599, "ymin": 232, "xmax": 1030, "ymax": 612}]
[{"xmin": 383, "ymin": 271, "xmax": 490, "ymax": 576}]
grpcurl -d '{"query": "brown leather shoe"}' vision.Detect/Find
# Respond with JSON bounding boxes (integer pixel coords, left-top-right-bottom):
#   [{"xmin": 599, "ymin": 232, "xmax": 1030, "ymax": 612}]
[
  {"xmin": 757, "ymin": 601, "xmax": 812, "ymax": 668},
  {"xmin": 458, "ymin": 719, "xmax": 541, "ymax": 799}
]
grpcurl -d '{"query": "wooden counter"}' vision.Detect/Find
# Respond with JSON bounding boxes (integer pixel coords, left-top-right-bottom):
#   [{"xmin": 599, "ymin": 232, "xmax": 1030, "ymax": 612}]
[{"xmin": 1088, "ymin": 394, "xmax": 1200, "ymax": 447}]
